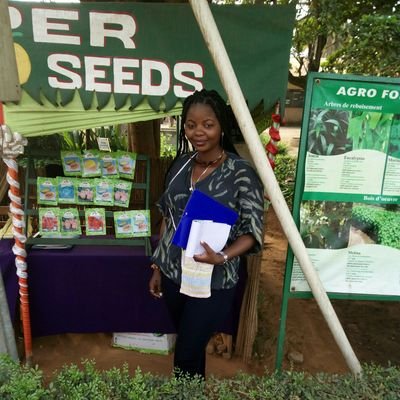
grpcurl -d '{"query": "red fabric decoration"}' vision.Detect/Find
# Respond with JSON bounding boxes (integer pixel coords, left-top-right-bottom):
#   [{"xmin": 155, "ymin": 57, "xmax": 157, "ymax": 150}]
[
  {"xmin": 271, "ymin": 113, "xmax": 281, "ymax": 123},
  {"xmin": 268, "ymin": 126, "xmax": 281, "ymax": 141},
  {"xmin": 265, "ymin": 141, "xmax": 279, "ymax": 155},
  {"xmin": 262, "ymin": 102, "xmax": 281, "ymax": 170},
  {"xmin": 268, "ymin": 158, "xmax": 276, "ymax": 169}
]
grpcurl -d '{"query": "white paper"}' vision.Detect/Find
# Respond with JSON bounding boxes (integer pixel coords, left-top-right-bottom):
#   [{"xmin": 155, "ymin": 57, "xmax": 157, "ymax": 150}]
[
  {"xmin": 97, "ymin": 137, "xmax": 111, "ymax": 152},
  {"xmin": 185, "ymin": 220, "xmax": 231, "ymax": 258}
]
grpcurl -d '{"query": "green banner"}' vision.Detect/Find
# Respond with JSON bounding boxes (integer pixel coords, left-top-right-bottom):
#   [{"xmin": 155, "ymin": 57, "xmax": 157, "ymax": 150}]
[
  {"xmin": 311, "ymin": 78, "xmax": 400, "ymax": 114},
  {"xmin": 8, "ymin": 1, "xmax": 295, "ymax": 111}
]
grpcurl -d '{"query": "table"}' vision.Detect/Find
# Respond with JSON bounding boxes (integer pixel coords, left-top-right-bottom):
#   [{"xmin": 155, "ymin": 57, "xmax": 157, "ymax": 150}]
[
  {"xmin": 0, "ymin": 239, "xmax": 18, "ymax": 322},
  {"xmin": 6, "ymin": 241, "xmax": 245, "ymax": 337}
]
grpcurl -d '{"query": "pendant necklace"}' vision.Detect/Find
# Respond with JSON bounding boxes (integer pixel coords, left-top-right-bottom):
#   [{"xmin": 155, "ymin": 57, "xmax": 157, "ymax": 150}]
[{"xmin": 189, "ymin": 151, "xmax": 224, "ymax": 192}]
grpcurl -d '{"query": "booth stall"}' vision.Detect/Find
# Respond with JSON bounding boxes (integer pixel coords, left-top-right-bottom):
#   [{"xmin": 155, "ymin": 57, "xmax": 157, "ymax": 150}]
[{"xmin": 1, "ymin": 1, "xmax": 295, "ymax": 361}]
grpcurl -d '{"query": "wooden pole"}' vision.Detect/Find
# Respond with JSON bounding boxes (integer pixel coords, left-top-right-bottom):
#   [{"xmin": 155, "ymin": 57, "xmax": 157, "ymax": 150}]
[
  {"xmin": 0, "ymin": 273, "xmax": 18, "ymax": 361},
  {"xmin": 189, "ymin": 0, "xmax": 362, "ymax": 375}
]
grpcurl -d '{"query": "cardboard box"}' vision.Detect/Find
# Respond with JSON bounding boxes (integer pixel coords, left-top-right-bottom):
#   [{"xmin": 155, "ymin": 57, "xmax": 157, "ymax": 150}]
[{"xmin": 112, "ymin": 332, "xmax": 177, "ymax": 355}]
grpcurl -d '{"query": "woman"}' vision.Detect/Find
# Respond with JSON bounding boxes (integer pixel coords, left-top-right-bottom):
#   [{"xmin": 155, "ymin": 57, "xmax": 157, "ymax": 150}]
[{"xmin": 149, "ymin": 89, "xmax": 264, "ymax": 378}]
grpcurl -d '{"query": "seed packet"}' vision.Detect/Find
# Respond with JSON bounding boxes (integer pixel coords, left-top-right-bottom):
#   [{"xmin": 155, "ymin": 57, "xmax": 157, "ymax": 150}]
[
  {"xmin": 100, "ymin": 152, "xmax": 119, "ymax": 178},
  {"xmin": 37, "ymin": 177, "xmax": 58, "ymax": 205},
  {"xmin": 60, "ymin": 208, "xmax": 81, "ymax": 236},
  {"xmin": 117, "ymin": 151, "xmax": 137, "ymax": 180},
  {"xmin": 94, "ymin": 179, "xmax": 114, "ymax": 206},
  {"xmin": 61, "ymin": 151, "xmax": 82, "ymax": 176},
  {"xmin": 131, "ymin": 210, "xmax": 151, "ymax": 237},
  {"xmin": 77, "ymin": 179, "xmax": 95, "ymax": 205},
  {"xmin": 113, "ymin": 180, "xmax": 132, "ymax": 208},
  {"xmin": 114, "ymin": 211, "xmax": 134, "ymax": 238},
  {"xmin": 82, "ymin": 150, "xmax": 101, "ymax": 178},
  {"xmin": 57, "ymin": 177, "xmax": 77, "ymax": 204},
  {"xmin": 39, "ymin": 207, "xmax": 60, "ymax": 236},
  {"xmin": 85, "ymin": 208, "xmax": 106, "ymax": 236}
]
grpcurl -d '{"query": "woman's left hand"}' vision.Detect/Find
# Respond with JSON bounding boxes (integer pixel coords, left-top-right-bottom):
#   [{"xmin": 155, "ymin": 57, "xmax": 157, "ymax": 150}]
[
  {"xmin": 193, "ymin": 234, "xmax": 256, "ymax": 265},
  {"xmin": 193, "ymin": 241, "xmax": 224, "ymax": 265}
]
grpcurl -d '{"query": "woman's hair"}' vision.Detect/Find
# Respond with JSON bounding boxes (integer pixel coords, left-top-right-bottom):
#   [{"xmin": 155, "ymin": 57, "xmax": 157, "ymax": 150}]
[{"xmin": 176, "ymin": 89, "xmax": 239, "ymax": 156}]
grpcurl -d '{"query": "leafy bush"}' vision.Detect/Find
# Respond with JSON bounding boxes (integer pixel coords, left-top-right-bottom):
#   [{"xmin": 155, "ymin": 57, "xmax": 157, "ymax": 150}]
[
  {"xmin": 160, "ymin": 131, "xmax": 177, "ymax": 159},
  {"xmin": 273, "ymin": 143, "xmax": 297, "ymax": 210},
  {"xmin": 2, "ymin": 355, "xmax": 399, "ymax": 400},
  {"xmin": 59, "ymin": 125, "xmax": 128, "ymax": 152}
]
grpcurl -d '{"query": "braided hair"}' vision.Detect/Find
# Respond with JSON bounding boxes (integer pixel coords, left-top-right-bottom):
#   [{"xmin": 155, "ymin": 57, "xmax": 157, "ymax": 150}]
[{"xmin": 176, "ymin": 89, "xmax": 239, "ymax": 156}]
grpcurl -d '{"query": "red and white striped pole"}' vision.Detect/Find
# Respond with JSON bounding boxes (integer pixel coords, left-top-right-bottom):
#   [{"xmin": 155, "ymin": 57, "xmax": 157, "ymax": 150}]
[
  {"xmin": 1, "ymin": 125, "xmax": 31, "ymax": 365},
  {"xmin": 265, "ymin": 103, "xmax": 282, "ymax": 169}
]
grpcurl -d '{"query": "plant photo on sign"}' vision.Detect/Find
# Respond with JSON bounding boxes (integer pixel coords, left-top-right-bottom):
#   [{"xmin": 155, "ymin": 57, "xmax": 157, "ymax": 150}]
[
  {"xmin": 300, "ymin": 201, "xmax": 353, "ymax": 249},
  {"xmin": 388, "ymin": 114, "xmax": 400, "ymax": 158},
  {"xmin": 346, "ymin": 111, "xmax": 393, "ymax": 153},
  {"xmin": 307, "ymin": 109, "xmax": 352, "ymax": 155},
  {"xmin": 350, "ymin": 204, "xmax": 400, "ymax": 250}
]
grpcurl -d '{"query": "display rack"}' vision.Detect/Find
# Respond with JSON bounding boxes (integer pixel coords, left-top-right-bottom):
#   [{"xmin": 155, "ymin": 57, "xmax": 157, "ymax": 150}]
[{"xmin": 22, "ymin": 148, "xmax": 152, "ymax": 255}]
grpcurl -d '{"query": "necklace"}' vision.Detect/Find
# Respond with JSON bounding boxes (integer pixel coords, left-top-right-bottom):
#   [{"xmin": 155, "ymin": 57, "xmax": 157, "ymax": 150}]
[
  {"xmin": 190, "ymin": 150, "xmax": 224, "ymax": 192},
  {"xmin": 194, "ymin": 151, "xmax": 224, "ymax": 167}
]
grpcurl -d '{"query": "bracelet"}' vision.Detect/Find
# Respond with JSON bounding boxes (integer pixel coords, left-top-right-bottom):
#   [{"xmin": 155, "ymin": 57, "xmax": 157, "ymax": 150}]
[
  {"xmin": 150, "ymin": 264, "xmax": 160, "ymax": 272},
  {"xmin": 217, "ymin": 251, "xmax": 229, "ymax": 264}
]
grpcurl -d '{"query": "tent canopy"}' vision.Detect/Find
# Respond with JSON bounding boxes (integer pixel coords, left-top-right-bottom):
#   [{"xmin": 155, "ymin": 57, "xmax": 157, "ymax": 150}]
[{"xmin": 5, "ymin": 1, "xmax": 295, "ymax": 137}]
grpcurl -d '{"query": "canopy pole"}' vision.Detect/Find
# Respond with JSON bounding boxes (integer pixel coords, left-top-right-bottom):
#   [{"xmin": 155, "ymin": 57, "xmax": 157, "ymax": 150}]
[
  {"xmin": 1, "ymin": 126, "xmax": 31, "ymax": 365},
  {"xmin": 0, "ymin": 272, "xmax": 18, "ymax": 361},
  {"xmin": 189, "ymin": 0, "xmax": 362, "ymax": 375}
]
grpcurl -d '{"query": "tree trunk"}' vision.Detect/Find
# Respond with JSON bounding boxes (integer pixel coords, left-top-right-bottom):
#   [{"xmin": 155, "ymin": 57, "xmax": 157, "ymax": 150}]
[{"xmin": 128, "ymin": 120, "xmax": 160, "ymax": 158}]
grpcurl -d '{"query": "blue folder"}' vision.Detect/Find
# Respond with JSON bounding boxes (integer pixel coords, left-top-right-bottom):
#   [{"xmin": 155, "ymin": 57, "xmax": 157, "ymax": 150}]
[{"xmin": 172, "ymin": 189, "xmax": 239, "ymax": 249}]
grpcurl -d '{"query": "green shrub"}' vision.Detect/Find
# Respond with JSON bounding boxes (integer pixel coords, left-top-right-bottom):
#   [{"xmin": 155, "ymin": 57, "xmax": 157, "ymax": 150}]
[
  {"xmin": 274, "ymin": 143, "xmax": 297, "ymax": 210},
  {"xmin": 0, "ymin": 355, "xmax": 47, "ymax": 400},
  {"xmin": 1, "ymin": 355, "xmax": 400, "ymax": 400},
  {"xmin": 160, "ymin": 132, "xmax": 177, "ymax": 159}
]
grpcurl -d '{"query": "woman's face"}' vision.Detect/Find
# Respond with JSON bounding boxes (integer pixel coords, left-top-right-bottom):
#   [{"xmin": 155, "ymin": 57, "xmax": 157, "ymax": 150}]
[{"xmin": 184, "ymin": 103, "xmax": 222, "ymax": 154}]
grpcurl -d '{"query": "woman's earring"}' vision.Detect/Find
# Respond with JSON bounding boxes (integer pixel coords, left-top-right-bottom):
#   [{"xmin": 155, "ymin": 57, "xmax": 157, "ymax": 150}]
[{"xmin": 220, "ymin": 131, "xmax": 224, "ymax": 145}]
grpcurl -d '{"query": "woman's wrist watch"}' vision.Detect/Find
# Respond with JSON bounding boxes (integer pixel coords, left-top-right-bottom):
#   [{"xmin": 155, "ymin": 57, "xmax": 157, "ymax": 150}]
[{"xmin": 217, "ymin": 251, "xmax": 229, "ymax": 264}]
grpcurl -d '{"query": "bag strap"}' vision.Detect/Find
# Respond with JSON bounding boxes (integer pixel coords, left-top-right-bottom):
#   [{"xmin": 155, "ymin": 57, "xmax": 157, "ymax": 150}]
[{"xmin": 167, "ymin": 152, "xmax": 197, "ymax": 231}]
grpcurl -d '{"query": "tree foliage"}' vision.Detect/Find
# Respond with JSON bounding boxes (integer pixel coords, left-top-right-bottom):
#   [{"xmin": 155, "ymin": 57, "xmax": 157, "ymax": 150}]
[
  {"xmin": 215, "ymin": 0, "xmax": 400, "ymax": 85},
  {"xmin": 291, "ymin": 0, "xmax": 400, "ymax": 86},
  {"xmin": 323, "ymin": 13, "xmax": 400, "ymax": 77}
]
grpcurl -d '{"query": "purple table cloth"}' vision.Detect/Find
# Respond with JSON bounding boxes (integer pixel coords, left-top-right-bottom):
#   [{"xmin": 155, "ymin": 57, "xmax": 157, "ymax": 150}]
[
  {"xmin": 26, "ymin": 244, "xmax": 175, "ymax": 337},
  {"xmin": 0, "ymin": 239, "xmax": 18, "ymax": 321},
  {"xmin": 26, "ymin": 244, "xmax": 246, "ymax": 337}
]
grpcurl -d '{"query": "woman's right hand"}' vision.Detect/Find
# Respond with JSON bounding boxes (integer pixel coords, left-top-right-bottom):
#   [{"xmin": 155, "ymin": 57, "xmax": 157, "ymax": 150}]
[{"xmin": 149, "ymin": 265, "xmax": 163, "ymax": 298}]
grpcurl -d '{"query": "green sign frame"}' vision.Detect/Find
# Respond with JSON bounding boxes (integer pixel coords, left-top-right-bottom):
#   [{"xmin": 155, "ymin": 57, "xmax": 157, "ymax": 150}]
[{"xmin": 276, "ymin": 72, "xmax": 400, "ymax": 370}]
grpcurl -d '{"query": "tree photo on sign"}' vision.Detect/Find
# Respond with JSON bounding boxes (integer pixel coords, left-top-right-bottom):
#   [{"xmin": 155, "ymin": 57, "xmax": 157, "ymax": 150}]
[
  {"xmin": 307, "ymin": 108, "xmax": 351, "ymax": 155},
  {"xmin": 347, "ymin": 111, "xmax": 393, "ymax": 153},
  {"xmin": 300, "ymin": 201, "xmax": 353, "ymax": 249},
  {"xmin": 388, "ymin": 115, "xmax": 400, "ymax": 158}
]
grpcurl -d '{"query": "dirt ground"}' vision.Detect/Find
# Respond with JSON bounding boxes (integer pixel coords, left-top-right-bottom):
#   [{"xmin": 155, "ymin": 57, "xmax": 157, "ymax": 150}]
[{"xmin": 29, "ymin": 128, "xmax": 400, "ymax": 379}]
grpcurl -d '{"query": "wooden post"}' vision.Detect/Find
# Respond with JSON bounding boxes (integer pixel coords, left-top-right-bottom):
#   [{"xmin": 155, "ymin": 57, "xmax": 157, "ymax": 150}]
[
  {"xmin": 189, "ymin": 0, "xmax": 362, "ymax": 375},
  {"xmin": 0, "ymin": 273, "xmax": 18, "ymax": 361},
  {"xmin": 0, "ymin": 0, "xmax": 22, "ymax": 363},
  {"xmin": 0, "ymin": 0, "xmax": 21, "ymax": 102}
]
